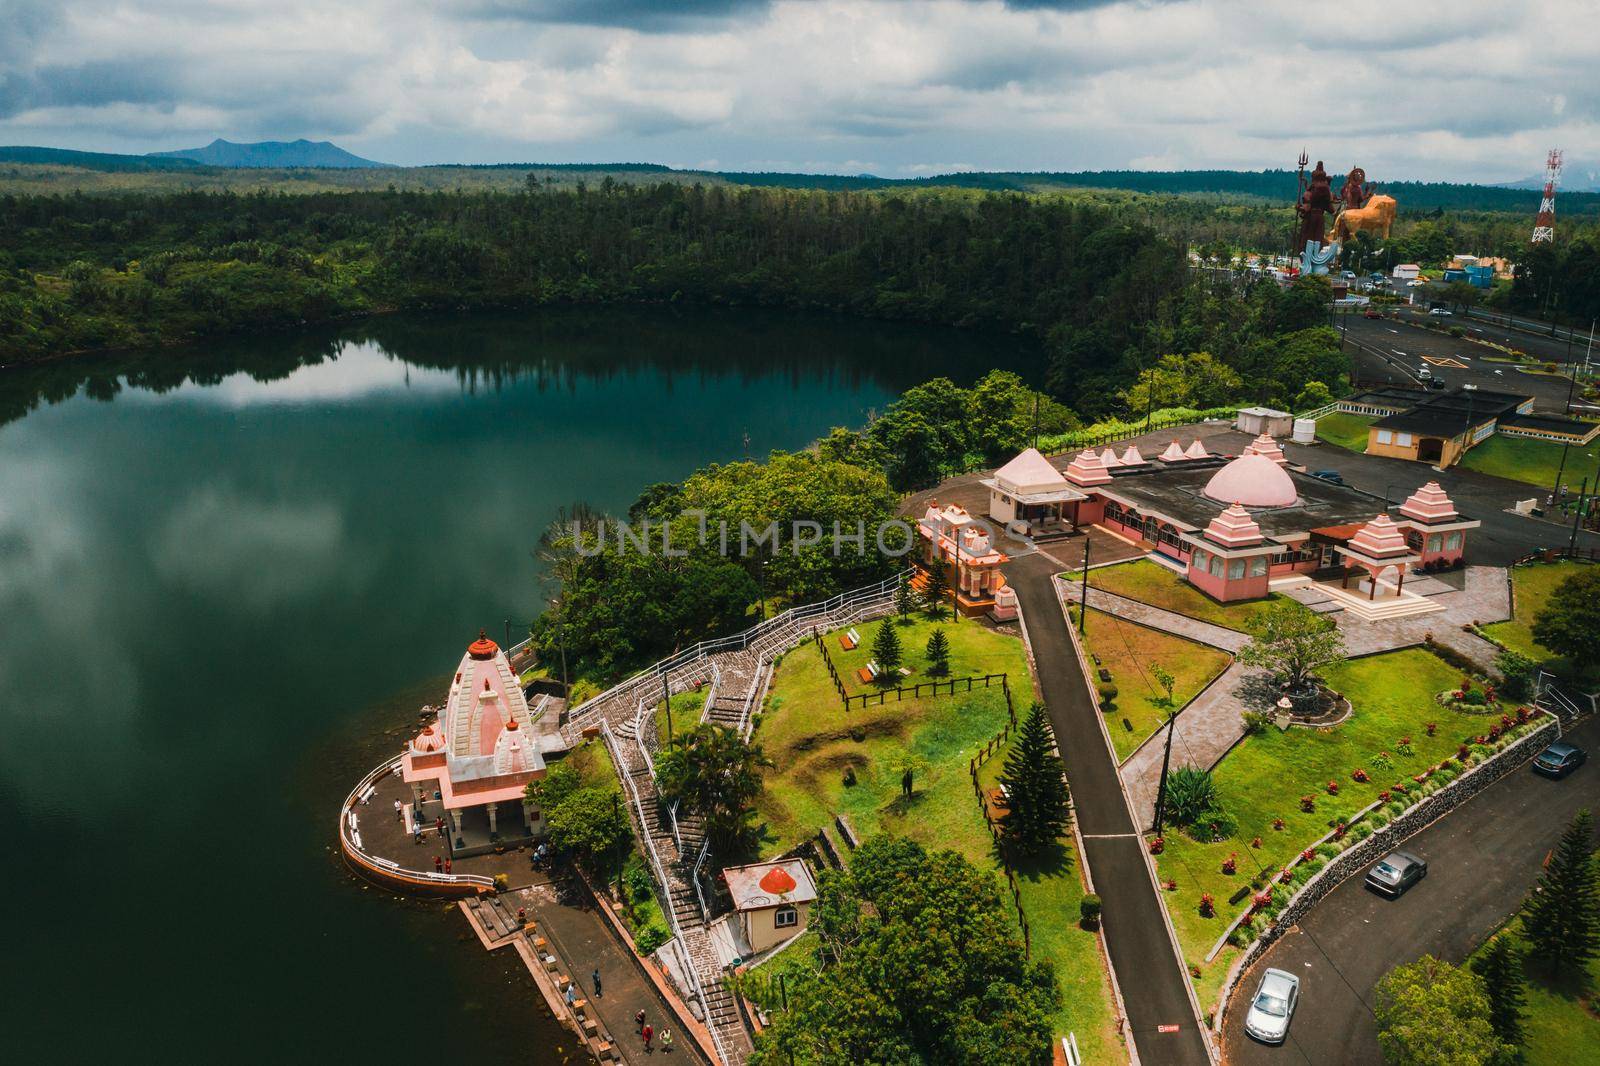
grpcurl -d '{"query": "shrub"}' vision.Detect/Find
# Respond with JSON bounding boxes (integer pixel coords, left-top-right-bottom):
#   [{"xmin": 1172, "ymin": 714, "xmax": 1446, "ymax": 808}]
[
  {"xmin": 1242, "ymin": 710, "xmax": 1273, "ymax": 735},
  {"xmin": 1079, "ymin": 894, "xmax": 1102, "ymax": 926},
  {"xmin": 1222, "ymin": 853, "xmax": 1238, "ymax": 875},
  {"xmin": 635, "ymin": 923, "xmax": 670, "ymax": 955},
  {"xmin": 1199, "ymin": 894, "xmax": 1215, "ymax": 917},
  {"xmin": 1300, "ymin": 795, "xmax": 1316, "ymax": 812},
  {"xmin": 1351, "ymin": 823, "xmax": 1373, "ymax": 842},
  {"xmin": 1371, "ymin": 751, "xmax": 1392, "ymax": 771},
  {"xmin": 1326, "ymin": 780, "xmax": 1341, "ymax": 795},
  {"xmin": 1095, "ymin": 681, "xmax": 1118, "ymax": 709},
  {"xmin": 1424, "ymin": 723, "xmax": 1436, "ymax": 736},
  {"xmin": 1352, "ymin": 768, "xmax": 1369, "ymax": 783},
  {"xmin": 1165, "ymin": 767, "xmax": 1219, "ymax": 826},
  {"xmin": 1272, "ymin": 817, "xmax": 1286, "ymax": 830}
]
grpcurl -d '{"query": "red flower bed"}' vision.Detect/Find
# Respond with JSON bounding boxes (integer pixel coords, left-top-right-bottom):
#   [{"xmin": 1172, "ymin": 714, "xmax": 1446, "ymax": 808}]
[
  {"xmin": 1300, "ymin": 795, "xmax": 1316, "ymax": 812},
  {"xmin": 1352, "ymin": 769, "xmax": 1369, "ymax": 783},
  {"xmin": 1272, "ymin": 817, "xmax": 1286, "ymax": 831},
  {"xmin": 1326, "ymin": 780, "xmax": 1340, "ymax": 795},
  {"xmin": 1221, "ymin": 853, "xmax": 1238, "ymax": 875},
  {"xmin": 1199, "ymin": 894, "xmax": 1215, "ymax": 917},
  {"xmin": 1149, "ymin": 836, "xmax": 1164, "ymax": 855}
]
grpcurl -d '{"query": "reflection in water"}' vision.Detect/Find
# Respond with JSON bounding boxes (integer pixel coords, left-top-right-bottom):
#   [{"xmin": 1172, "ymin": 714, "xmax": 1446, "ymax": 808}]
[{"xmin": 0, "ymin": 306, "xmax": 1035, "ymax": 1060}]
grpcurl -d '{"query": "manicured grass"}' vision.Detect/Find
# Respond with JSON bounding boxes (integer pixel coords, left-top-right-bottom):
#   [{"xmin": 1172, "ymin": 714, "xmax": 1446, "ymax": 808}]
[
  {"xmin": 1068, "ymin": 558, "xmax": 1278, "ymax": 632},
  {"xmin": 753, "ymin": 623, "xmax": 1122, "ymax": 1059},
  {"xmin": 1314, "ymin": 412, "xmax": 1376, "ymax": 453},
  {"xmin": 1075, "ymin": 607, "xmax": 1232, "ymax": 762},
  {"xmin": 1467, "ymin": 915, "xmax": 1600, "ymax": 1066},
  {"xmin": 654, "ymin": 691, "xmax": 705, "ymax": 744},
  {"xmin": 1153, "ymin": 648, "xmax": 1519, "ymax": 1008},
  {"xmin": 1482, "ymin": 561, "xmax": 1590, "ymax": 661},
  {"xmin": 1460, "ymin": 433, "xmax": 1600, "ymax": 490},
  {"xmin": 808, "ymin": 613, "xmax": 1020, "ymax": 697}
]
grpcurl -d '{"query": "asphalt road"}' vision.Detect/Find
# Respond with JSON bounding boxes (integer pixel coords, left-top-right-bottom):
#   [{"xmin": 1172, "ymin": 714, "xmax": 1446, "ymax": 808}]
[
  {"xmin": 1007, "ymin": 552, "xmax": 1213, "ymax": 1066},
  {"xmin": 1340, "ymin": 315, "xmax": 1588, "ymax": 415},
  {"xmin": 1223, "ymin": 714, "xmax": 1600, "ymax": 1065}
]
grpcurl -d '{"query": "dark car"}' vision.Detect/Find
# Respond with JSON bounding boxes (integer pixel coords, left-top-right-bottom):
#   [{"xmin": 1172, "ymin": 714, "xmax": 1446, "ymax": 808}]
[
  {"xmin": 1366, "ymin": 851, "xmax": 1427, "ymax": 897},
  {"xmin": 1533, "ymin": 742, "xmax": 1587, "ymax": 779},
  {"xmin": 1309, "ymin": 470, "xmax": 1345, "ymax": 485},
  {"xmin": 1364, "ymin": 309, "xmax": 1383, "ymax": 319}
]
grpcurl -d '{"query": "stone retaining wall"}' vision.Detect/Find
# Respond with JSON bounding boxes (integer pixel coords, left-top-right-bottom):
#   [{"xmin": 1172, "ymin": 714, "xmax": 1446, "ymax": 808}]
[{"xmin": 1212, "ymin": 715, "xmax": 1558, "ymax": 1032}]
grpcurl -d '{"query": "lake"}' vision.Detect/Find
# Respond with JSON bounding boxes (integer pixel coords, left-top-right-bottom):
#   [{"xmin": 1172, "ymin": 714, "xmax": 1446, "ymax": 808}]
[{"xmin": 0, "ymin": 306, "xmax": 1033, "ymax": 1059}]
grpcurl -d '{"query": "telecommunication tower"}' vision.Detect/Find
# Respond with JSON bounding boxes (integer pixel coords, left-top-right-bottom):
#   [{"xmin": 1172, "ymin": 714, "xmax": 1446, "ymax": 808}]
[{"xmin": 1531, "ymin": 148, "xmax": 1563, "ymax": 243}]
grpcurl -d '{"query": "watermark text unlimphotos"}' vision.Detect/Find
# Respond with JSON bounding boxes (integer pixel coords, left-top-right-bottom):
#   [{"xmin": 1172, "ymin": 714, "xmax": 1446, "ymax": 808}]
[{"xmin": 572, "ymin": 511, "xmax": 917, "ymax": 558}]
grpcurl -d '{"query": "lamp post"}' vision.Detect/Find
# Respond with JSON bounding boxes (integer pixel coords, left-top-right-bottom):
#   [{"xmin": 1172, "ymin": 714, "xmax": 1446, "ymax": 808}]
[
  {"xmin": 1078, "ymin": 536, "xmax": 1091, "ymax": 635},
  {"xmin": 1152, "ymin": 705, "xmax": 1177, "ymax": 836},
  {"xmin": 662, "ymin": 671, "xmax": 673, "ymax": 742},
  {"xmin": 1569, "ymin": 477, "xmax": 1590, "ymax": 557}
]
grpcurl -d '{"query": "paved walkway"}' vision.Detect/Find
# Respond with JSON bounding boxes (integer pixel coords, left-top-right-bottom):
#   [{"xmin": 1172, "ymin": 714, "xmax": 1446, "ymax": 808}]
[
  {"xmin": 1106, "ymin": 565, "xmax": 1514, "ymax": 827},
  {"xmin": 1006, "ymin": 553, "xmax": 1212, "ymax": 1066},
  {"xmin": 518, "ymin": 878, "xmax": 707, "ymax": 1065}
]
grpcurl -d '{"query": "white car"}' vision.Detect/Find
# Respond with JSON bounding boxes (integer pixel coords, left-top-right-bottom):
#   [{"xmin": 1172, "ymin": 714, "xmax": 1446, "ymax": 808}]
[
  {"xmin": 1244, "ymin": 967, "xmax": 1300, "ymax": 1045},
  {"xmin": 1429, "ymin": 307, "xmax": 1453, "ymax": 316}
]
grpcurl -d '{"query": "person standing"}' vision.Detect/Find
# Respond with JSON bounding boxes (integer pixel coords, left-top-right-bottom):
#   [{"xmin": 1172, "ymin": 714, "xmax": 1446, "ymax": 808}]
[
  {"xmin": 393, "ymin": 798, "xmax": 404, "ymax": 822},
  {"xmin": 635, "ymin": 1009, "xmax": 646, "ymax": 1032},
  {"xmin": 564, "ymin": 983, "xmax": 576, "ymax": 1009},
  {"xmin": 443, "ymin": 858, "xmax": 452, "ymax": 875},
  {"xmin": 592, "ymin": 968, "xmax": 602, "ymax": 998},
  {"xmin": 642, "ymin": 1023, "xmax": 653, "ymax": 1052},
  {"xmin": 433, "ymin": 855, "xmax": 443, "ymax": 873},
  {"xmin": 660, "ymin": 1028, "xmax": 673, "ymax": 1054}
]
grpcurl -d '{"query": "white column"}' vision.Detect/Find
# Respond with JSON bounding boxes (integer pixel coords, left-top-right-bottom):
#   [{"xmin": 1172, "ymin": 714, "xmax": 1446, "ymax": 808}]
[
  {"xmin": 523, "ymin": 805, "xmax": 538, "ymax": 833},
  {"xmin": 450, "ymin": 809, "xmax": 464, "ymax": 841},
  {"xmin": 487, "ymin": 803, "xmax": 499, "ymax": 835}
]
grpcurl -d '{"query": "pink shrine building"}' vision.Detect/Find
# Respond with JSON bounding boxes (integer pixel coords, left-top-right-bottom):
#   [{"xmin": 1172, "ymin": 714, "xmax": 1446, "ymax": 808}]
[
  {"xmin": 916, "ymin": 501, "xmax": 1011, "ymax": 616},
  {"xmin": 403, "ymin": 631, "xmax": 549, "ymax": 854},
  {"xmin": 987, "ymin": 436, "xmax": 1480, "ymax": 613}
]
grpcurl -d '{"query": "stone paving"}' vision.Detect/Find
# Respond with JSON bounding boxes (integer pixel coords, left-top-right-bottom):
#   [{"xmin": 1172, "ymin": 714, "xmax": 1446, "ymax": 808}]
[{"xmin": 1089, "ymin": 565, "xmax": 1513, "ymax": 828}]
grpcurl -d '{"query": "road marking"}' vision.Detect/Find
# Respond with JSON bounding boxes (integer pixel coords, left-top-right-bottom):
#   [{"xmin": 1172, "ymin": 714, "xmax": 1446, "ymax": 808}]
[
  {"xmin": 1081, "ymin": 832, "xmax": 1140, "ymax": 839},
  {"xmin": 1158, "ymin": 1024, "xmax": 1181, "ymax": 1033}
]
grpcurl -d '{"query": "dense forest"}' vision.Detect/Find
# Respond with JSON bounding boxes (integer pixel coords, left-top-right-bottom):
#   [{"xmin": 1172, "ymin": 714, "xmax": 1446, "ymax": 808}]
[{"xmin": 2, "ymin": 181, "xmax": 1353, "ymax": 413}]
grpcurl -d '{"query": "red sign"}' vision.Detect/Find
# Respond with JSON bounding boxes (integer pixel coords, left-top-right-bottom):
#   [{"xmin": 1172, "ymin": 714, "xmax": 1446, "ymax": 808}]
[{"xmin": 1157, "ymin": 1025, "xmax": 1181, "ymax": 1033}]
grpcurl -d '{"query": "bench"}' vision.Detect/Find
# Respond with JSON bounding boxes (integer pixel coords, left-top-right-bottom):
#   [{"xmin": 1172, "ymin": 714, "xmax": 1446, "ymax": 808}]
[
  {"xmin": 854, "ymin": 666, "xmax": 875, "ymax": 685},
  {"xmin": 839, "ymin": 632, "xmax": 858, "ymax": 651}
]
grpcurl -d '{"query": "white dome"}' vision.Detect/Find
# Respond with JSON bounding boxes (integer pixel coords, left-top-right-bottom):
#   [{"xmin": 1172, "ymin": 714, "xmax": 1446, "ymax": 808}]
[{"xmin": 1202, "ymin": 452, "xmax": 1299, "ymax": 508}]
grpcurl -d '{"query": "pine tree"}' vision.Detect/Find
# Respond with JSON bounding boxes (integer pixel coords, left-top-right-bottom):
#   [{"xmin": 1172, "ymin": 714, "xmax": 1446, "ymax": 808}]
[
  {"xmin": 871, "ymin": 618, "xmax": 903, "ymax": 677},
  {"xmin": 1523, "ymin": 809, "xmax": 1600, "ymax": 976},
  {"xmin": 1469, "ymin": 934, "xmax": 1526, "ymax": 1050},
  {"xmin": 925, "ymin": 628, "xmax": 951, "ymax": 676},
  {"xmin": 998, "ymin": 702, "xmax": 1071, "ymax": 858},
  {"xmin": 894, "ymin": 575, "xmax": 917, "ymax": 622},
  {"xmin": 923, "ymin": 564, "xmax": 950, "ymax": 621}
]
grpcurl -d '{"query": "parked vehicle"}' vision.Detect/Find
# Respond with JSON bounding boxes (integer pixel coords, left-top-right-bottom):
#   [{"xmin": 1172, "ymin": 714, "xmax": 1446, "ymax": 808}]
[
  {"xmin": 1366, "ymin": 851, "xmax": 1427, "ymax": 897},
  {"xmin": 1429, "ymin": 307, "xmax": 1453, "ymax": 317},
  {"xmin": 1364, "ymin": 309, "xmax": 1383, "ymax": 319},
  {"xmin": 1309, "ymin": 470, "xmax": 1345, "ymax": 485},
  {"xmin": 1244, "ymin": 968, "xmax": 1300, "ymax": 1045},
  {"xmin": 1533, "ymin": 742, "xmax": 1587, "ymax": 779}
]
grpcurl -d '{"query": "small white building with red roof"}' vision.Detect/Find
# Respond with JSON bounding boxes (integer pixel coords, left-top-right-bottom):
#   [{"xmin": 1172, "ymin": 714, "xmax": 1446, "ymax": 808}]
[
  {"xmin": 722, "ymin": 859, "xmax": 818, "ymax": 954},
  {"xmin": 403, "ymin": 630, "xmax": 548, "ymax": 853}
]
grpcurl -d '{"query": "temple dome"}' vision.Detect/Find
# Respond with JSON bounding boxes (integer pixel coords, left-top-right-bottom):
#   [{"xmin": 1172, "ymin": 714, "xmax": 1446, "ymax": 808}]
[
  {"xmin": 467, "ymin": 629, "xmax": 500, "ymax": 661},
  {"xmin": 1203, "ymin": 452, "xmax": 1299, "ymax": 508},
  {"xmin": 411, "ymin": 722, "xmax": 446, "ymax": 754}
]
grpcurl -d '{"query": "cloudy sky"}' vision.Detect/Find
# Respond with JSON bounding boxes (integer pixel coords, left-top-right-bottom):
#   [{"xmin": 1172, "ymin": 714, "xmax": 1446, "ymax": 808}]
[{"xmin": 2, "ymin": 0, "xmax": 1594, "ymax": 182}]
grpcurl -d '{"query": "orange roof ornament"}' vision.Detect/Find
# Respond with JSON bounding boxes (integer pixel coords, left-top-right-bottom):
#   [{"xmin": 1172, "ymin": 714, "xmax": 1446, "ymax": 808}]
[{"xmin": 467, "ymin": 629, "xmax": 499, "ymax": 660}]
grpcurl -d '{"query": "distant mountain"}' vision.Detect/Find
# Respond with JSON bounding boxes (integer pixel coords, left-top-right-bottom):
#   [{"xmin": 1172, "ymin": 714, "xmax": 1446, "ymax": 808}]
[
  {"xmin": 0, "ymin": 145, "xmax": 200, "ymax": 170},
  {"xmin": 1495, "ymin": 159, "xmax": 1600, "ymax": 194},
  {"xmin": 146, "ymin": 138, "xmax": 387, "ymax": 169}
]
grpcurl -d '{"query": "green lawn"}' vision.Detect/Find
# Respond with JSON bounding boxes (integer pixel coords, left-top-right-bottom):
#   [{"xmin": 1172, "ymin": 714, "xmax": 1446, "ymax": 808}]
[
  {"xmin": 802, "ymin": 614, "xmax": 1020, "ymax": 698},
  {"xmin": 1481, "ymin": 561, "xmax": 1596, "ymax": 681},
  {"xmin": 1154, "ymin": 649, "xmax": 1519, "ymax": 1008},
  {"xmin": 1315, "ymin": 412, "xmax": 1376, "ymax": 453},
  {"xmin": 1075, "ymin": 607, "xmax": 1232, "ymax": 762},
  {"xmin": 1067, "ymin": 559, "xmax": 1278, "ymax": 632},
  {"xmin": 654, "ymin": 690, "xmax": 705, "ymax": 744},
  {"xmin": 753, "ymin": 623, "xmax": 1123, "ymax": 1060},
  {"xmin": 1467, "ymin": 915, "xmax": 1600, "ymax": 1066},
  {"xmin": 1460, "ymin": 433, "xmax": 1600, "ymax": 490}
]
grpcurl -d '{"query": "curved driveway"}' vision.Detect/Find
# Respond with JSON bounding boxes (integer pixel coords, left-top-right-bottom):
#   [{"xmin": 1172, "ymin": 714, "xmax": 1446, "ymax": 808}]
[{"xmin": 1224, "ymin": 714, "xmax": 1600, "ymax": 1065}]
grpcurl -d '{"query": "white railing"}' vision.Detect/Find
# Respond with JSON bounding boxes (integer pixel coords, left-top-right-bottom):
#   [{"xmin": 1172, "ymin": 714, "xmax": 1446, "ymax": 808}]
[
  {"xmin": 337, "ymin": 757, "xmax": 496, "ymax": 889},
  {"xmin": 692, "ymin": 837, "xmax": 713, "ymax": 922},
  {"xmin": 602, "ymin": 719, "xmax": 682, "ymax": 930},
  {"xmin": 668, "ymin": 801, "xmax": 685, "ymax": 855},
  {"xmin": 566, "ymin": 570, "xmax": 911, "ymax": 724},
  {"xmin": 1298, "ymin": 401, "xmax": 1339, "ymax": 420},
  {"xmin": 699, "ymin": 661, "xmax": 723, "ymax": 725}
]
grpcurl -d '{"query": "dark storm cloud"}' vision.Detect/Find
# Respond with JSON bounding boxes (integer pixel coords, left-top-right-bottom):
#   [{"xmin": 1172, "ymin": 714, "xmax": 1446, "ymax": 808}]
[
  {"xmin": 0, "ymin": 60, "xmax": 183, "ymax": 118},
  {"xmin": 455, "ymin": 0, "xmax": 772, "ymax": 31}
]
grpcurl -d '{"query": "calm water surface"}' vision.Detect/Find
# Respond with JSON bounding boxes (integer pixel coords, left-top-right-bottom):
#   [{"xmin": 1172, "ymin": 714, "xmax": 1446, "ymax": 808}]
[{"xmin": 0, "ymin": 307, "xmax": 1032, "ymax": 1060}]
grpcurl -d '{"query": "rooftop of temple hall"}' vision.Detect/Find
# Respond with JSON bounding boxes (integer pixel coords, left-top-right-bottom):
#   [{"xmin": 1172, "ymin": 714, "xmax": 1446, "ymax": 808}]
[{"xmin": 1094, "ymin": 454, "xmax": 1429, "ymax": 540}]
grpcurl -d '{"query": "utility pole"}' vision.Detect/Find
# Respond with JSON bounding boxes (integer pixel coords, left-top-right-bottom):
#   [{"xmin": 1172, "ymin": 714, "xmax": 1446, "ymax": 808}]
[
  {"xmin": 662, "ymin": 671, "xmax": 673, "ymax": 741},
  {"xmin": 1569, "ymin": 477, "xmax": 1590, "ymax": 557},
  {"xmin": 1032, "ymin": 393, "xmax": 1040, "ymax": 451},
  {"xmin": 1152, "ymin": 706, "xmax": 1177, "ymax": 836},
  {"xmin": 1078, "ymin": 536, "xmax": 1091, "ymax": 634}
]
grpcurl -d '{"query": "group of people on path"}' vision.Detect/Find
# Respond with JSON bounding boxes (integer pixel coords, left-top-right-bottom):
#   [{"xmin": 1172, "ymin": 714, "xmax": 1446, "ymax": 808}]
[{"xmin": 635, "ymin": 1009, "xmax": 673, "ymax": 1054}]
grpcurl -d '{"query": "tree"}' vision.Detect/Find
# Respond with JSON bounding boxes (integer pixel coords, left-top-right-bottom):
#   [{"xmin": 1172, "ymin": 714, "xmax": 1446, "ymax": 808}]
[
  {"xmin": 526, "ymin": 761, "xmax": 632, "ymax": 863},
  {"xmin": 923, "ymin": 563, "xmax": 950, "ymax": 621},
  {"xmin": 925, "ymin": 628, "xmax": 951, "ymax": 676},
  {"xmin": 1532, "ymin": 568, "xmax": 1600, "ymax": 666},
  {"xmin": 997, "ymin": 702, "xmax": 1072, "ymax": 859},
  {"xmin": 1469, "ymin": 934, "xmax": 1526, "ymax": 1050},
  {"xmin": 1238, "ymin": 602, "xmax": 1346, "ymax": 691},
  {"xmin": 1374, "ymin": 955, "xmax": 1509, "ymax": 1066},
  {"xmin": 655, "ymin": 723, "xmax": 773, "ymax": 853},
  {"xmin": 1150, "ymin": 663, "xmax": 1177, "ymax": 708},
  {"xmin": 1293, "ymin": 380, "xmax": 1335, "ymax": 413},
  {"xmin": 870, "ymin": 618, "xmax": 903, "ymax": 677},
  {"xmin": 894, "ymin": 574, "xmax": 918, "ymax": 621},
  {"xmin": 1164, "ymin": 767, "xmax": 1219, "ymax": 827},
  {"xmin": 1523, "ymin": 809, "xmax": 1600, "ymax": 976},
  {"xmin": 750, "ymin": 836, "xmax": 1058, "ymax": 1065},
  {"xmin": 1121, "ymin": 351, "xmax": 1244, "ymax": 414}
]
